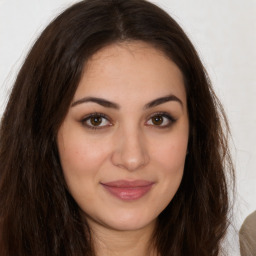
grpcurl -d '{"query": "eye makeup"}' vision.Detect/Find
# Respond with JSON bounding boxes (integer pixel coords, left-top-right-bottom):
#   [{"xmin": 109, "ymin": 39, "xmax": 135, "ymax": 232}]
[
  {"xmin": 145, "ymin": 111, "xmax": 177, "ymax": 129},
  {"xmin": 81, "ymin": 112, "xmax": 112, "ymax": 130},
  {"xmin": 80, "ymin": 110, "xmax": 177, "ymax": 131}
]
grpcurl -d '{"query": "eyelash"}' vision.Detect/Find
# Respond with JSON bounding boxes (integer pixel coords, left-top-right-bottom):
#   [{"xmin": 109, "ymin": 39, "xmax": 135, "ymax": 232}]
[
  {"xmin": 145, "ymin": 112, "xmax": 176, "ymax": 128},
  {"xmin": 81, "ymin": 112, "xmax": 176, "ymax": 130},
  {"xmin": 81, "ymin": 113, "xmax": 112, "ymax": 130}
]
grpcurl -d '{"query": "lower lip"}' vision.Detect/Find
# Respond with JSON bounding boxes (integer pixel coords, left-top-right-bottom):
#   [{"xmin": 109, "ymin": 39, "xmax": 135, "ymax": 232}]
[{"xmin": 101, "ymin": 184, "xmax": 154, "ymax": 201}]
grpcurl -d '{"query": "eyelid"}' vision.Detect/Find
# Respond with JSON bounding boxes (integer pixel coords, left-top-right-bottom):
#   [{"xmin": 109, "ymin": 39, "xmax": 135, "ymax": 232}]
[
  {"xmin": 145, "ymin": 111, "xmax": 176, "ymax": 128},
  {"xmin": 81, "ymin": 112, "xmax": 112, "ymax": 129},
  {"xmin": 80, "ymin": 111, "xmax": 176, "ymax": 130}
]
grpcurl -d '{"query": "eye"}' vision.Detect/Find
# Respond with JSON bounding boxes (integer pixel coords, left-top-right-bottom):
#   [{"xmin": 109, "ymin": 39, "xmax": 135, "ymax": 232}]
[
  {"xmin": 146, "ymin": 112, "xmax": 175, "ymax": 128},
  {"xmin": 81, "ymin": 113, "xmax": 112, "ymax": 129}
]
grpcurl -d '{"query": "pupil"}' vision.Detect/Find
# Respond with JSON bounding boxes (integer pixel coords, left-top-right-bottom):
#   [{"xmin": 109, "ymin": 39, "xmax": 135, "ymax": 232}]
[
  {"xmin": 91, "ymin": 116, "xmax": 102, "ymax": 126},
  {"xmin": 152, "ymin": 116, "xmax": 163, "ymax": 125}
]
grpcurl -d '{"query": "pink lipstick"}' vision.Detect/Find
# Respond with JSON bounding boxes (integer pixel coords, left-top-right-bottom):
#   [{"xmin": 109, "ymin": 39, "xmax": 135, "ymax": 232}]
[{"xmin": 101, "ymin": 180, "xmax": 154, "ymax": 201}]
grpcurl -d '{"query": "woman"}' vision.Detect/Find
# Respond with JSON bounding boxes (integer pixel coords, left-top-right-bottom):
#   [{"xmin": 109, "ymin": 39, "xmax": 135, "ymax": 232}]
[{"xmin": 0, "ymin": 0, "xmax": 234, "ymax": 255}]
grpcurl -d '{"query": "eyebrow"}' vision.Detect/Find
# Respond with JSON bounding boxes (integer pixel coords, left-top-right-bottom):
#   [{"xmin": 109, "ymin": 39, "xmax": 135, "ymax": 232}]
[
  {"xmin": 144, "ymin": 94, "xmax": 183, "ymax": 109},
  {"xmin": 71, "ymin": 97, "xmax": 120, "ymax": 109},
  {"xmin": 71, "ymin": 94, "xmax": 183, "ymax": 109}
]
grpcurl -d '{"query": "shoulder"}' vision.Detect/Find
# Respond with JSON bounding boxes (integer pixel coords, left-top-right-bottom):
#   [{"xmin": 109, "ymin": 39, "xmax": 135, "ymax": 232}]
[
  {"xmin": 239, "ymin": 211, "xmax": 256, "ymax": 256},
  {"xmin": 240, "ymin": 211, "xmax": 256, "ymax": 236}
]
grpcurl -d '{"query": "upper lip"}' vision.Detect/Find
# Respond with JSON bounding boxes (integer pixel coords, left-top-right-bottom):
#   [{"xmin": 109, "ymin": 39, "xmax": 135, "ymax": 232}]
[{"xmin": 101, "ymin": 180, "xmax": 154, "ymax": 188}]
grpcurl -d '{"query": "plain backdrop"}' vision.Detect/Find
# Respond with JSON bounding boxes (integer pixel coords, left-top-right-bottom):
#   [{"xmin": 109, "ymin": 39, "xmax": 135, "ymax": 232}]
[{"xmin": 0, "ymin": 0, "xmax": 255, "ymax": 255}]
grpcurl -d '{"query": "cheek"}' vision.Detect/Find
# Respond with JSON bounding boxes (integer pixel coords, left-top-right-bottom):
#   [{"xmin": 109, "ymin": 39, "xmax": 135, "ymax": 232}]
[
  {"xmin": 151, "ymin": 133, "xmax": 188, "ymax": 172},
  {"xmin": 57, "ymin": 129, "xmax": 112, "ymax": 193},
  {"xmin": 149, "ymin": 132, "xmax": 188, "ymax": 204},
  {"xmin": 57, "ymin": 129, "xmax": 112, "ymax": 207},
  {"xmin": 157, "ymin": 142, "xmax": 186, "ymax": 190}
]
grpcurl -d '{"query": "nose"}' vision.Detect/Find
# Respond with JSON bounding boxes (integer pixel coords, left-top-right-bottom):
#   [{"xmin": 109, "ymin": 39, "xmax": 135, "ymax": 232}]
[{"xmin": 111, "ymin": 127, "xmax": 150, "ymax": 171}]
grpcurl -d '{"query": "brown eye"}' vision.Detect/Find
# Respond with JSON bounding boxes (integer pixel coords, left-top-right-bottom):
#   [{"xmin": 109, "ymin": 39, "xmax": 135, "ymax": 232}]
[
  {"xmin": 146, "ymin": 113, "xmax": 175, "ymax": 128},
  {"xmin": 82, "ymin": 113, "xmax": 111, "ymax": 129},
  {"xmin": 151, "ymin": 115, "xmax": 163, "ymax": 125},
  {"xmin": 90, "ymin": 116, "xmax": 102, "ymax": 126}
]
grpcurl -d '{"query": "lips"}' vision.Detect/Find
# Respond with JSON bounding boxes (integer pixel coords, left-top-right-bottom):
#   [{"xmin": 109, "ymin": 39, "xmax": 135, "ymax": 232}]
[{"xmin": 101, "ymin": 180, "xmax": 154, "ymax": 201}]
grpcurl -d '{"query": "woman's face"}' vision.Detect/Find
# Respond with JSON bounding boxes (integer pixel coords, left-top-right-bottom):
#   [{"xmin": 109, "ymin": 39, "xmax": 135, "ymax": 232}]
[{"xmin": 57, "ymin": 41, "xmax": 189, "ymax": 232}]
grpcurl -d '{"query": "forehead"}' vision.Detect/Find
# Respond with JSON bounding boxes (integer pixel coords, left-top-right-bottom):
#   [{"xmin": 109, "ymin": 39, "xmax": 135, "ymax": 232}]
[{"xmin": 75, "ymin": 41, "xmax": 186, "ymax": 105}]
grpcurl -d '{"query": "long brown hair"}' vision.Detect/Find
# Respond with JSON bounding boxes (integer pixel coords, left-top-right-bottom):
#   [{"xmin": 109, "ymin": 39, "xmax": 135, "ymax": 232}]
[{"xmin": 0, "ymin": 0, "xmax": 234, "ymax": 255}]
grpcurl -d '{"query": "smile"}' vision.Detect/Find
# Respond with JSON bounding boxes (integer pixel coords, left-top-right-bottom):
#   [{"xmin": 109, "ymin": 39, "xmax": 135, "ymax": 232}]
[{"xmin": 101, "ymin": 180, "xmax": 155, "ymax": 201}]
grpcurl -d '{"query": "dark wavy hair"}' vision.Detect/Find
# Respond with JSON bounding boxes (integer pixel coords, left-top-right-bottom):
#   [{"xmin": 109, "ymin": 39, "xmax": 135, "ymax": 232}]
[{"xmin": 0, "ymin": 0, "xmax": 234, "ymax": 255}]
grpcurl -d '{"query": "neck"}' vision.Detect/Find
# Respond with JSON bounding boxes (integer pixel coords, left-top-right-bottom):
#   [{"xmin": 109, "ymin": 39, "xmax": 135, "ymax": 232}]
[{"xmin": 88, "ymin": 219, "xmax": 158, "ymax": 256}]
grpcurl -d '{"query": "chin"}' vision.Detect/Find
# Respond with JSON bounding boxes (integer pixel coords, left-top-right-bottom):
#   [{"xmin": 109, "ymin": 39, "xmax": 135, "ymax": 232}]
[{"xmin": 96, "ymin": 210, "xmax": 158, "ymax": 232}]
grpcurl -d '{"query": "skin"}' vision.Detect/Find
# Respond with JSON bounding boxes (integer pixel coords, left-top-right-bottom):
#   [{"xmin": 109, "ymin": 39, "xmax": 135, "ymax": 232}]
[{"xmin": 57, "ymin": 41, "xmax": 189, "ymax": 256}]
